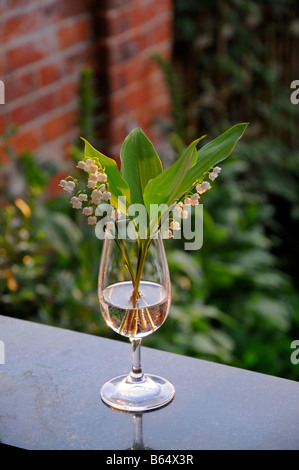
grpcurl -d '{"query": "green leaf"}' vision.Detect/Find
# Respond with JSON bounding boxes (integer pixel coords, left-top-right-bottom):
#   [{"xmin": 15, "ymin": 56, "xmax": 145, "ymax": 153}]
[
  {"xmin": 143, "ymin": 136, "xmax": 204, "ymax": 215},
  {"xmin": 81, "ymin": 138, "xmax": 130, "ymax": 212},
  {"xmin": 176, "ymin": 123, "xmax": 248, "ymax": 197},
  {"xmin": 120, "ymin": 128, "xmax": 163, "ymax": 206}
]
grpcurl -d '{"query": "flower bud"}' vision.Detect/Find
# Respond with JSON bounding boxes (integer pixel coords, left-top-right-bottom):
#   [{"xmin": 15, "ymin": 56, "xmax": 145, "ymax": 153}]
[
  {"xmin": 98, "ymin": 173, "xmax": 107, "ymax": 182},
  {"xmin": 88, "ymin": 216, "xmax": 97, "ymax": 225}
]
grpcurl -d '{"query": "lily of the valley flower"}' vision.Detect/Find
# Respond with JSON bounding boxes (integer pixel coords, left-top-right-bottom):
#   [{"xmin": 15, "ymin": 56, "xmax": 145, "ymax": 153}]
[
  {"xmin": 59, "ymin": 179, "xmax": 67, "ymax": 188},
  {"xmin": 209, "ymin": 166, "xmax": 221, "ymax": 181},
  {"xmin": 184, "ymin": 195, "xmax": 199, "ymax": 206},
  {"xmin": 84, "ymin": 159, "xmax": 94, "ymax": 172},
  {"xmin": 101, "ymin": 191, "xmax": 111, "ymax": 201},
  {"xmin": 170, "ymin": 220, "xmax": 180, "ymax": 231},
  {"xmin": 89, "ymin": 164, "xmax": 98, "ymax": 173},
  {"xmin": 82, "ymin": 206, "xmax": 93, "ymax": 216},
  {"xmin": 179, "ymin": 209, "xmax": 189, "ymax": 219},
  {"xmin": 91, "ymin": 189, "xmax": 102, "ymax": 204},
  {"xmin": 189, "ymin": 193, "xmax": 200, "ymax": 205},
  {"xmin": 78, "ymin": 193, "xmax": 88, "ymax": 202},
  {"xmin": 71, "ymin": 196, "xmax": 82, "ymax": 209},
  {"xmin": 88, "ymin": 216, "xmax": 97, "ymax": 225},
  {"xmin": 88, "ymin": 179, "xmax": 97, "ymax": 189},
  {"xmin": 98, "ymin": 173, "xmax": 108, "ymax": 182},
  {"xmin": 76, "ymin": 161, "xmax": 86, "ymax": 170},
  {"xmin": 88, "ymin": 173, "xmax": 98, "ymax": 182},
  {"xmin": 196, "ymin": 181, "xmax": 211, "ymax": 194},
  {"xmin": 162, "ymin": 229, "xmax": 173, "ymax": 239},
  {"xmin": 59, "ymin": 179, "xmax": 76, "ymax": 193}
]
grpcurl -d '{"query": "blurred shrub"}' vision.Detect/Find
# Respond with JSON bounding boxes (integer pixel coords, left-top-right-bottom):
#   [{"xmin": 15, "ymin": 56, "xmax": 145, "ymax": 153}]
[
  {"xmin": 146, "ymin": 141, "xmax": 299, "ymax": 380},
  {"xmin": 0, "ymin": 69, "xmax": 110, "ymax": 337},
  {"xmin": 145, "ymin": 0, "xmax": 299, "ymax": 380},
  {"xmin": 0, "ymin": 133, "xmax": 106, "ymax": 335}
]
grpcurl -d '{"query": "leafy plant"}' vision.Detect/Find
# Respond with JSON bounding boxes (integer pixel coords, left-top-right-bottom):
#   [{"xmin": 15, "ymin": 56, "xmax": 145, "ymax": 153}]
[{"xmin": 61, "ymin": 123, "xmax": 247, "ymax": 317}]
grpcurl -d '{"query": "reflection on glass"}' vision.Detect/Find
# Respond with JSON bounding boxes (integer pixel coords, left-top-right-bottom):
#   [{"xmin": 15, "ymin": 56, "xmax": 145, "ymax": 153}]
[{"xmin": 129, "ymin": 413, "xmax": 151, "ymax": 450}]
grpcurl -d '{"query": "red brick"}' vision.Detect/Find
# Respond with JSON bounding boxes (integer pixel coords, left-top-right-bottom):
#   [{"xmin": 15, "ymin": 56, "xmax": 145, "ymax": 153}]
[
  {"xmin": 7, "ymin": 35, "xmax": 57, "ymax": 70},
  {"xmin": 38, "ymin": 62, "xmax": 64, "ymax": 87},
  {"xmin": 104, "ymin": 0, "xmax": 132, "ymax": 9},
  {"xmin": 10, "ymin": 102, "xmax": 37, "ymax": 126},
  {"xmin": 56, "ymin": 80, "xmax": 78, "ymax": 106},
  {"xmin": 108, "ymin": 34, "xmax": 143, "ymax": 66},
  {"xmin": 155, "ymin": 0, "xmax": 173, "ymax": 16},
  {"xmin": 105, "ymin": 0, "xmax": 165, "ymax": 35},
  {"xmin": 140, "ymin": 1, "xmax": 159, "ymax": 24},
  {"xmin": 65, "ymin": 44, "xmax": 94, "ymax": 73},
  {"xmin": 8, "ymin": 127, "xmax": 40, "ymax": 153},
  {"xmin": 37, "ymin": 92, "xmax": 57, "ymax": 115},
  {"xmin": 5, "ymin": 72, "xmax": 35, "ymax": 102},
  {"xmin": 110, "ymin": 82, "xmax": 150, "ymax": 120},
  {"xmin": 58, "ymin": 17, "xmax": 90, "ymax": 50},
  {"xmin": 0, "ymin": 53, "xmax": 5, "ymax": 76},
  {"xmin": 109, "ymin": 119, "xmax": 126, "ymax": 144},
  {"xmin": 109, "ymin": 68, "xmax": 126, "ymax": 92},
  {"xmin": 10, "ymin": 92, "xmax": 56, "ymax": 126},
  {"xmin": 148, "ymin": 18, "xmax": 173, "ymax": 46},
  {"xmin": 42, "ymin": 0, "xmax": 91, "ymax": 24},
  {"xmin": 109, "ymin": 57, "xmax": 154, "ymax": 92},
  {"xmin": 106, "ymin": 5, "xmax": 145, "ymax": 36},
  {"xmin": 42, "ymin": 109, "xmax": 78, "ymax": 142},
  {"xmin": 0, "ymin": 12, "xmax": 40, "ymax": 44},
  {"xmin": 0, "ymin": 113, "xmax": 5, "ymax": 134},
  {"xmin": 5, "ymin": 0, "xmax": 36, "ymax": 7}
]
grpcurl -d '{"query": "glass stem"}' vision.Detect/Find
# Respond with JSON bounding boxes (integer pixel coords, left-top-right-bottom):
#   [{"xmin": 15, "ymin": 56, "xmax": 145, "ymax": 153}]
[{"xmin": 129, "ymin": 338, "xmax": 144, "ymax": 382}]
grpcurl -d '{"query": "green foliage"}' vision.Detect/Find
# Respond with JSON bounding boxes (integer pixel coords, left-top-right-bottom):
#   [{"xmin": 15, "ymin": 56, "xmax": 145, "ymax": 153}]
[
  {"xmin": 82, "ymin": 138, "xmax": 130, "ymax": 212},
  {"xmin": 146, "ymin": 0, "xmax": 299, "ymax": 380},
  {"xmin": 143, "ymin": 137, "xmax": 201, "ymax": 217},
  {"xmin": 82, "ymin": 124, "xmax": 246, "ymax": 236},
  {"xmin": 146, "ymin": 140, "xmax": 299, "ymax": 380},
  {"xmin": 0, "ymin": 140, "xmax": 105, "ymax": 335},
  {"xmin": 176, "ymin": 123, "xmax": 247, "ymax": 196},
  {"xmin": 120, "ymin": 128, "xmax": 163, "ymax": 206}
]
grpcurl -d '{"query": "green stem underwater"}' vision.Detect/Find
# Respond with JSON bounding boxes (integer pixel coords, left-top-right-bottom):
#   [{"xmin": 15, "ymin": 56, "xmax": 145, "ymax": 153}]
[{"xmin": 132, "ymin": 239, "xmax": 151, "ymax": 303}]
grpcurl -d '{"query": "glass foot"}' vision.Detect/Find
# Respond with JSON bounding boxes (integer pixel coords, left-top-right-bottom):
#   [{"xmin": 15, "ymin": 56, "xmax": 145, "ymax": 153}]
[{"xmin": 100, "ymin": 373, "xmax": 175, "ymax": 412}]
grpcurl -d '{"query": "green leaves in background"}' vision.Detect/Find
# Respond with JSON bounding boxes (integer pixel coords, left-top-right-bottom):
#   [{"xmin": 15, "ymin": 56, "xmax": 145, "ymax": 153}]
[{"xmin": 120, "ymin": 128, "xmax": 163, "ymax": 206}]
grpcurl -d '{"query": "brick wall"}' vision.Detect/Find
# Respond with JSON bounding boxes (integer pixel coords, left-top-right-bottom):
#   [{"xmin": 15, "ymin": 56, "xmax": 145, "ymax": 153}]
[
  {"xmin": 0, "ymin": 0, "xmax": 95, "ymax": 161},
  {"xmin": 0, "ymin": 0, "xmax": 173, "ymax": 162},
  {"xmin": 96, "ymin": 0, "xmax": 173, "ymax": 158}
]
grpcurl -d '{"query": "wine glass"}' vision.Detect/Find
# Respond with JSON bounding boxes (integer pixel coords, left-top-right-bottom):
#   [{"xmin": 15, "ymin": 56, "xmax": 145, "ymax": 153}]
[{"xmin": 98, "ymin": 221, "xmax": 175, "ymax": 412}]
